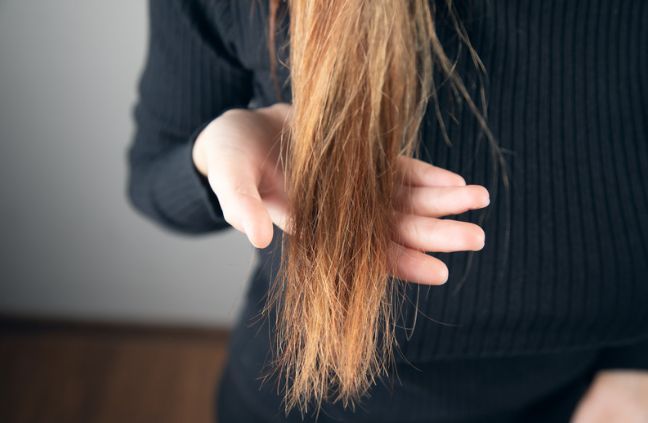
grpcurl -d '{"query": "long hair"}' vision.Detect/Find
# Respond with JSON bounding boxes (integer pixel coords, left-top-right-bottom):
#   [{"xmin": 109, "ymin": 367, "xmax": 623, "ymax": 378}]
[{"xmin": 259, "ymin": 0, "xmax": 507, "ymax": 416}]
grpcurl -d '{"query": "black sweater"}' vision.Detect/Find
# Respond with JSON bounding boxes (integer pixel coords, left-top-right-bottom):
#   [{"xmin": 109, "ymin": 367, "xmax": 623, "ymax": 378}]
[{"xmin": 127, "ymin": 0, "xmax": 648, "ymax": 368}]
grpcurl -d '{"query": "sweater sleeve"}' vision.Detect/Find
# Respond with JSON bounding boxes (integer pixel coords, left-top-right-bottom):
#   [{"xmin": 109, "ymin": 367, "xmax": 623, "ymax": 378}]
[
  {"xmin": 596, "ymin": 335, "xmax": 648, "ymax": 371},
  {"xmin": 126, "ymin": 0, "xmax": 254, "ymax": 234}
]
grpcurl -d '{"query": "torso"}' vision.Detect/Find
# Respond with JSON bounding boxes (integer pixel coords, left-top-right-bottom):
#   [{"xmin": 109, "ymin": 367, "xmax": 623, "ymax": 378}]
[{"xmin": 214, "ymin": 0, "xmax": 648, "ymax": 361}]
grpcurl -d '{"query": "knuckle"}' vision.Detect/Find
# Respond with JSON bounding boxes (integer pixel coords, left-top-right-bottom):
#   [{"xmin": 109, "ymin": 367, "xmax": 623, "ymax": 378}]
[
  {"xmin": 407, "ymin": 218, "xmax": 425, "ymax": 246},
  {"xmin": 421, "ymin": 217, "xmax": 439, "ymax": 238}
]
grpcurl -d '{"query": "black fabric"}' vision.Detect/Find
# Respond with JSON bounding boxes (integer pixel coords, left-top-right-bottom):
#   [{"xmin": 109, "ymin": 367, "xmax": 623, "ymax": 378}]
[
  {"xmin": 214, "ymin": 265, "xmax": 648, "ymax": 421},
  {"xmin": 127, "ymin": 0, "xmax": 648, "ymax": 406},
  {"xmin": 215, "ymin": 346, "xmax": 600, "ymax": 423},
  {"xmin": 596, "ymin": 335, "xmax": 648, "ymax": 371}
]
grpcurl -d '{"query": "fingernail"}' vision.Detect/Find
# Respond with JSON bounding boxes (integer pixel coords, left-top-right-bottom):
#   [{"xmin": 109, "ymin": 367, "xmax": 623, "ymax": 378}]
[{"xmin": 440, "ymin": 268, "xmax": 449, "ymax": 284}]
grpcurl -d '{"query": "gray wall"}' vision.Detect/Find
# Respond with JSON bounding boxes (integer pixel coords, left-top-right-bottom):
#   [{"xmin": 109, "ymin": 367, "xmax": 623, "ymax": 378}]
[{"xmin": 0, "ymin": 1, "xmax": 254, "ymax": 326}]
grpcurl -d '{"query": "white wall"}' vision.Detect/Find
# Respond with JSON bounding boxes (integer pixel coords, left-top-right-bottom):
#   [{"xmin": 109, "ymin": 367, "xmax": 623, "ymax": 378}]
[{"xmin": 0, "ymin": 1, "xmax": 254, "ymax": 326}]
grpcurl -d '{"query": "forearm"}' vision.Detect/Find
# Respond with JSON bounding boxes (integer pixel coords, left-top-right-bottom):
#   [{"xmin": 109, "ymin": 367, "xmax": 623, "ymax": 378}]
[
  {"xmin": 127, "ymin": 121, "xmax": 230, "ymax": 234},
  {"xmin": 126, "ymin": 0, "xmax": 254, "ymax": 234}
]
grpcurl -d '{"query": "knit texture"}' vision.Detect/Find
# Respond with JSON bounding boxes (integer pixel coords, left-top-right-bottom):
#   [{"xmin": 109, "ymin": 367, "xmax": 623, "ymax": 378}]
[{"xmin": 127, "ymin": 0, "xmax": 648, "ymax": 363}]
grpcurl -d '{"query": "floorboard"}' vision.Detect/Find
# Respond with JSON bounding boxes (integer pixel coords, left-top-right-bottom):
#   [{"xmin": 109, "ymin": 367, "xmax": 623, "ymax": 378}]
[{"xmin": 0, "ymin": 317, "xmax": 230, "ymax": 423}]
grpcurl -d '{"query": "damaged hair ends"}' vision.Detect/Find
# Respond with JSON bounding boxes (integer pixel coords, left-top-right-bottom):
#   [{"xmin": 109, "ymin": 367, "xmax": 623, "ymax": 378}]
[{"xmin": 261, "ymin": 0, "xmax": 505, "ymax": 416}]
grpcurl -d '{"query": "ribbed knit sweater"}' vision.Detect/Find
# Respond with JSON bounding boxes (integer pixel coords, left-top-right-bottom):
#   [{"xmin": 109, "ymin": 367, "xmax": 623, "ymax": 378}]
[{"xmin": 127, "ymin": 0, "xmax": 648, "ymax": 368}]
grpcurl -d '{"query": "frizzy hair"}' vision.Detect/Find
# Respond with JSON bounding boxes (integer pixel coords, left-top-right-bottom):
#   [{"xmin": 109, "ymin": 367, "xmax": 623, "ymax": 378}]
[{"xmin": 255, "ymin": 0, "xmax": 508, "ymax": 416}]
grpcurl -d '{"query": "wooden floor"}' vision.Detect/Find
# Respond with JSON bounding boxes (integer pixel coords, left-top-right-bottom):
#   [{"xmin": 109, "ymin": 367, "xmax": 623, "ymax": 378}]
[{"xmin": 0, "ymin": 317, "xmax": 230, "ymax": 423}]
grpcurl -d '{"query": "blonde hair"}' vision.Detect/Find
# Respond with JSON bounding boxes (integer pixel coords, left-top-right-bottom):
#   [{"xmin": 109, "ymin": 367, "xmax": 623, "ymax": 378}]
[{"xmin": 260, "ymin": 0, "xmax": 507, "ymax": 416}]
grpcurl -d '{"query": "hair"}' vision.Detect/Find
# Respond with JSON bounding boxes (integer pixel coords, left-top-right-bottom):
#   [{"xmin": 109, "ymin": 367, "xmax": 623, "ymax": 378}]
[{"xmin": 257, "ymin": 0, "xmax": 508, "ymax": 417}]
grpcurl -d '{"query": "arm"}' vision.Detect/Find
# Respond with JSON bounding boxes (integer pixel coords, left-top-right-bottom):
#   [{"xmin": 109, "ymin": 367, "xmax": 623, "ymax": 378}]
[{"xmin": 126, "ymin": 0, "xmax": 253, "ymax": 234}]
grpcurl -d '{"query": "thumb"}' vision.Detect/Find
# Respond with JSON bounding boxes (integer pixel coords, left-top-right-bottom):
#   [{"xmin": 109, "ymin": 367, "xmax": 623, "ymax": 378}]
[{"xmin": 207, "ymin": 157, "xmax": 274, "ymax": 249}]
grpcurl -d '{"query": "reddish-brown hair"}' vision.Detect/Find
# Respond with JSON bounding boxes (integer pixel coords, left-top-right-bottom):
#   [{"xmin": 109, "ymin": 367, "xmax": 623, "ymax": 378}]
[{"xmin": 260, "ymin": 0, "xmax": 507, "ymax": 416}]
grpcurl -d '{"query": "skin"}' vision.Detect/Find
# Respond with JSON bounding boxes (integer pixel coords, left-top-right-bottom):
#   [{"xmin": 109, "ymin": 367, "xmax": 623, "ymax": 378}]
[
  {"xmin": 571, "ymin": 371, "xmax": 648, "ymax": 423},
  {"xmin": 192, "ymin": 102, "xmax": 648, "ymax": 420},
  {"xmin": 192, "ymin": 102, "xmax": 488, "ymax": 286}
]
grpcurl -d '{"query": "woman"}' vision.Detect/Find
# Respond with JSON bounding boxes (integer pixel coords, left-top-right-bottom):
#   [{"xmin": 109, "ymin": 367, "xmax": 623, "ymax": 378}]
[{"xmin": 127, "ymin": 0, "xmax": 648, "ymax": 421}]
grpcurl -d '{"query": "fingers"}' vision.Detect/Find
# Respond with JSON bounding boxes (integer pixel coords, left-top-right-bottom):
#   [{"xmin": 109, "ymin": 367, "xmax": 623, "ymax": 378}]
[
  {"xmin": 263, "ymin": 194, "xmax": 292, "ymax": 235},
  {"xmin": 392, "ymin": 212, "xmax": 486, "ymax": 253},
  {"xmin": 396, "ymin": 155, "xmax": 466, "ymax": 187},
  {"xmin": 388, "ymin": 241, "xmax": 449, "ymax": 285},
  {"xmin": 260, "ymin": 162, "xmax": 292, "ymax": 234},
  {"xmin": 394, "ymin": 184, "xmax": 490, "ymax": 217},
  {"xmin": 206, "ymin": 150, "xmax": 274, "ymax": 249}
]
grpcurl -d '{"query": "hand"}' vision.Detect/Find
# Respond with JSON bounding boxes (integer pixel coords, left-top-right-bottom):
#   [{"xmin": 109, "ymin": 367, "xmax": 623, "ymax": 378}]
[
  {"xmin": 571, "ymin": 370, "xmax": 648, "ymax": 422},
  {"xmin": 193, "ymin": 102, "xmax": 490, "ymax": 286},
  {"xmin": 193, "ymin": 102, "xmax": 293, "ymax": 249},
  {"xmin": 388, "ymin": 156, "xmax": 489, "ymax": 285}
]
